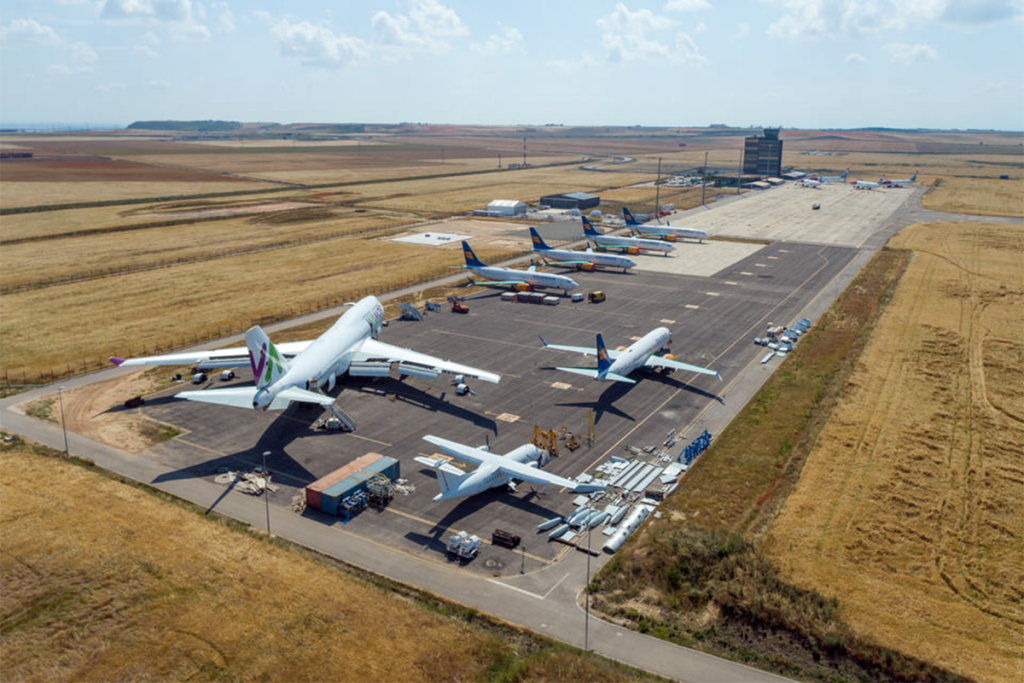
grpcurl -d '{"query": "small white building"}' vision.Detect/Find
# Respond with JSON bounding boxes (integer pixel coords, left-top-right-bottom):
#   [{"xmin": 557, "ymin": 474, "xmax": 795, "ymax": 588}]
[{"xmin": 487, "ymin": 199, "xmax": 527, "ymax": 216}]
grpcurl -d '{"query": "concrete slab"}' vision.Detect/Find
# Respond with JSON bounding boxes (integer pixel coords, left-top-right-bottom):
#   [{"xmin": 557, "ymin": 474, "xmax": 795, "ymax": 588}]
[
  {"xmin": 661, "ymin": 183, "xmax": 909, "ymax": 247},
  {"xmin": 631, "ymin": 240, "xmax": 766, "ymax": 277}
]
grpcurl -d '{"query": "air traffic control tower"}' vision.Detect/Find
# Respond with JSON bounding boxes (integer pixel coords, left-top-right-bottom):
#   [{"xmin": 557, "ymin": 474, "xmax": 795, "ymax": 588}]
[{"xmin": 743, "ymin": 128, "xmax": 783, "ymax": 177}]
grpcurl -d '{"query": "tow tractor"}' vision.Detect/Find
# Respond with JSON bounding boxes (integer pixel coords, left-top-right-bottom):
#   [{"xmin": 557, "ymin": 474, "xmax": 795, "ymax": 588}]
[{"xmin": 448, "ymin": 296, "xmax": 469, "ymax": 314}]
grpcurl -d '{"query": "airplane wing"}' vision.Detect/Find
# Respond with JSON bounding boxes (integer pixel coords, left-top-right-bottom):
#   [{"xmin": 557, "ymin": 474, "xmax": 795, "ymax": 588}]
[
  {"xmin": 538, "ymin": 336, "xmax": 620, "ymax": 359},
  {"xmin": 354, "ymin": 338, "xmax": 501, "ymax": 384},
  {"xmin": 175, "ymin": 385, "xmax": 336, "ymax": 410},
  {"xmin": 422, "ymin": 436, "xmax": 605, "ymax": 493},
  {"xmin": 544, "ymin": 259, "xmax": 591, "ymax": 267},
  {"xmin": 554, "ymin": 367, "xmax": 636, "ymax": 384},
  {"xmin": 110, "ymin": 341, "xmax": 313, "ymax": 369},
  {"xmin": 644, "ymin": 355, "xmax": 721, "ymax": 380}
]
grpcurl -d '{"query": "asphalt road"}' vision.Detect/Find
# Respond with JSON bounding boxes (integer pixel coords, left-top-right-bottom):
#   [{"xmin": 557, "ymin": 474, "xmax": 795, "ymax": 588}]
[{"xmin": 3, "ymin": 185, "xmax": 1005, "ymax": 682}]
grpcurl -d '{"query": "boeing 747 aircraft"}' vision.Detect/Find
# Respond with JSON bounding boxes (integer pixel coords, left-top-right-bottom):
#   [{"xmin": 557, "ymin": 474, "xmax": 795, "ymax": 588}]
[
  {"xmin": 529, "ymin": 227, "xmax": 636, "ymax": 272},
  {"xmin": 110, "ymin": 296, "xmax": 500, "ymax": 413},
  {"xmin": 540, "ymin": 327, "xmax": 721, "ymax": 384},
  {"xmin": 456, "ymin": 241, "xmax": 579, "ymax": 295},
  {"xmin": 623, "ymin": 207, "xmax": 709, "ymax": 242},
  {"xmin": 581, "ymin": 216, "xmax": 675, "ymax": 255}
]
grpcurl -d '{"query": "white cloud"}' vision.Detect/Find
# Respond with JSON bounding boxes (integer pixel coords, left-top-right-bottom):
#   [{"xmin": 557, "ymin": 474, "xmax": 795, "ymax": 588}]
[
  {"xmin": 844, "ymin": 51, "xmax": 866, "ymax": 63},
  {"xmin": 372, "ymin": 0, "xmax": 467, "ymax": 55},
  {"xmin": 212, "ymin": 2, "xmax": 235, "ymax": 32},
  {"xmin": 132, "ymin": 43, "xmax": 160, "ymax": 57},
  {"xmin": 98, "ymin": 0, "xmax": 210, "ymax": 40},
  {"xmin": 471, "ymin": 25, "xmax": 524, "ymax": 55},
  {"xmin": 734, "ymin": 21, "xmax": 751, "ymax": 39},
  {"xmin": 49, "ymin": 63, "xmax": 93, "ymax": 75},
  {"xmin": 694, "ymin": 21, "xmax": 708, "ymax": 32},
  {"xmin": 547, "ymin": 52, "xmax": 597, "ymax": 73},
  {"xmin": 67, "ymin": 40, "xmax": 98, "ymax": 62},
  {"xmin": 0, "ymin": 18, "xmax": 62, "ymax": 45},
  {"xmin": 149, "ymin": 79, "xmax": 171, "ymax": 88},
  {"xmin": 764, "ymin": 0, "xmax": 1022, "ymax": 40},
  {"xmin": 96, "ymin": 81, "xmax": 126, "ymax": 92},
  {"xmin": 597, "ymin": 3, "xmax": 707, "ymax": 64},
  {"xmin": 883, "ymin": 41, "xmax": 938, "ymax": 64},
  {"xmin": 271, "ymin": 18, "xmax": 366, "ymax": 67},
  {"xmin": 664, "ymin": 0, "xmax": 712, "ymax": 10},
  {"xmin": 981, "ymin": 80, "xmax": 1008, "ymax": 91}
]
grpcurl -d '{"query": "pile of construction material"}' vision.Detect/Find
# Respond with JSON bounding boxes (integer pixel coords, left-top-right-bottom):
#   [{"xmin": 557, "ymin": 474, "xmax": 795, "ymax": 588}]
[{"xmin": 213, "ymin": 468, "xmax": 279, "ymax": 496}]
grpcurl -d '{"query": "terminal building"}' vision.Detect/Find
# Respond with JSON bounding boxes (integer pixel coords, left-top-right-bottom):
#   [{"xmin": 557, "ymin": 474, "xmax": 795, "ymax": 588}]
[
  {"xmin": 539, "ymin": 192, "xmax": 600, "ymax": 210},
  {"xmin": 743, "ymin": 128, "xmax": 783, "ymax": 177}
]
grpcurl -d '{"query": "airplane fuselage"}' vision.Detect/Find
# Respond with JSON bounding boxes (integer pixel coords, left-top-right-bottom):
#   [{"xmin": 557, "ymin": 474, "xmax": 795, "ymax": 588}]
[
  {"xmin": 468, "ymin": 264, "xmax": 579, "ymax": 293},
  {"xmin": 633, "ymin": 224, "xmax": 710, "ymax": 242},
  {"xmin": 440, "ymin": 444, "xmax": 543, "ymax": 500},
  {"xmin": 591, "ymin": 233, "xmax": 675, "ymax": 254},
  {"xmin": 538, "ymin": 247, "xmax": 636, "ymax": 270},
  {"xmin": 606, "ymin": 327, "xmax": 671, "ymax": 378}
]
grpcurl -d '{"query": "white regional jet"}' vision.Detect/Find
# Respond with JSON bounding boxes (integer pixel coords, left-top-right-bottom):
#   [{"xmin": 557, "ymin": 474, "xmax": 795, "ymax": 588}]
[
  {"xmin": 853, "ymin": 176, "xmax": 885, "ymax": 190},
  {"xmin": 457, "ymin": 241, "xmax": 579, "ymax": 295},
  {"xmin": 529, "ymin": 227, "xmax": 636, "ymax": 273},
  {"xmin": 581, "ymin": 216, "xmax": 675, "ymax": 255},
  {"xmin": 883, "ymin": 171, "xmax": 918, "ymax": 188},
  {"xmin": 813, "ymin": 169, "xmax": 849, "ymax": 183},
  {"xmin": 414, "ymin": 435, "xmax": 606, "ymax": 501},
  {"xmin": 110, "ymin": 296, "xmax": 500, "ymax": 411},
  {"xmin": 623, "ymin": 207, "xmax": 709, "ymax": 243},
  {"xmin": 540, "ymin": 327, "xmax": 721, "ymax": 384}
]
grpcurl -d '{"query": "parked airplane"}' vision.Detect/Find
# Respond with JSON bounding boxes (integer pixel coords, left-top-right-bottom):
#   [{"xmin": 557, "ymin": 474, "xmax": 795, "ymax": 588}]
[
  {"xmin": 623, "ymin": 207, "xmax": 709, "ymax": 242},
  {"xmin": 797, "ymin": 177, "xmax": 821, "ymax": 188},
  {"xmin": 581, "ymin": 216, "xmax": 675, "ymax": 255},
  {"xmin": 110, "ymin": 296, "xmax": 500, "ymax": 412},
  {"xmin": 853, "ymin": 176, "xmax": 885, "ymax": 190},
  {"xmin": 529, "ymin": 227, "xmax": 636, "ymax": 273},
  {"xmin": 883, "ymin": 171, "xmax": 918, "ymax": 188},
  {"xmin": 814, "ymin": 169, "xmax": 849, "ymax": 183},
  {"xmin": 414, "ymin": 435, "xmax": 606, "ymax": 501},
  {"xmin": 539, "ymin": 327, "xmax": 721, "ymax": 384},
  {"xmin": 456, "ymin": 241, "xmax": 578, "ymax": 295}
]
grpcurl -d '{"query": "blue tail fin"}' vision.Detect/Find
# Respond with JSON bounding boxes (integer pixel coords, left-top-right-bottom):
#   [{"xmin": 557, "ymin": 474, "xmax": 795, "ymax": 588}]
[
  {"xmin": 841, "ymin": 169, "xmax": 849, "ymax": 179},
  {"xmin": 622, "ymin": 207, "xmax": 638, "ymax": 226},
  {"xmin": 581, "ymin": 216, "xmax": 598, "ymax": 236},
  {"xmin": 461, "ymin": 241, "xmax": 484, "ymax": 267},
  {"xmin": 595, "ymin": 333, "xmax": 612, "ymax": 376},
  {"xmin": 910, "ymin": 171, "xmax": 917, "ymax": 182},
  {"xmin": 529, "ymin": 227, "xmax": 551, "ymax": 251}
]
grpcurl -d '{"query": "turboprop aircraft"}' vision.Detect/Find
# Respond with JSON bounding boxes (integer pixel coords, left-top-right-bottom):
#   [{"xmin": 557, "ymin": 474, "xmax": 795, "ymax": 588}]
[
  {"xmin": 414, "ymin": 435, "xmax": 606, "ymax": 501},
  {"xmin": 539, "ymin": 327, "xmax": 721, "ymax": 384},
  {"xmin": 853, "ymin": 176, "xmax": 885, "ymax": 190},
  {"xmin": 883, "ymin": 171, "xmax": 918, "ymax": 188},
  {"xmin": 623, "ymin": 207, "xmax": 709, "ymax": 242},
  {"xmin": 456, "ymin": 241, "xmax": 579, "ymax": 295},
  {"xmin": 109, "ymin": 296, "xmax": 500, "ymax": 412},
  {"xmin": 581, "ymin": 216, "xmax": 675, "ymax": 255},
  {"xmin": 529, "ymin": 227, "xmax": 636, "ymax": 273}
]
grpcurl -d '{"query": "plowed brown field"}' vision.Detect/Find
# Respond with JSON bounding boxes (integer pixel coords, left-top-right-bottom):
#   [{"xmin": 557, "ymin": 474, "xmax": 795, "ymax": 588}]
[{"xmin": 764, "ymin": 222, "xmax": 1024, "ymax": 682}]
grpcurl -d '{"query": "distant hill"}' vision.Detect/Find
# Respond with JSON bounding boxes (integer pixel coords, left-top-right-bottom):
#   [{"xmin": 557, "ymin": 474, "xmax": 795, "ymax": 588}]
[{"xmin": 126, "ymin": 120, "xmax": 242, "ymax": 132}]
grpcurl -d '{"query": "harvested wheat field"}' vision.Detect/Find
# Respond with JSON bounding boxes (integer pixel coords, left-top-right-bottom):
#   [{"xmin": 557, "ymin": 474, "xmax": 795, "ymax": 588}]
[
  {"xmin": 0, "ymin": 441, "xmax": 645, "ymax": 682},
  {"xmin": 764, "ymin": 222, "xmax": 1024, "ymax": 682},
  {"xmin": 921, "ymin": 176, "xmax": 1024, "ymax": 217}
]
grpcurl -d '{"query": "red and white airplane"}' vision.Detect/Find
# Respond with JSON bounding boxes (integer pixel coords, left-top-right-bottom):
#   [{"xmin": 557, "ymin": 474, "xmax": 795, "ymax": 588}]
[{"xmin": 882, "ymin": 171, "xmax": 918, "ymax": 188}]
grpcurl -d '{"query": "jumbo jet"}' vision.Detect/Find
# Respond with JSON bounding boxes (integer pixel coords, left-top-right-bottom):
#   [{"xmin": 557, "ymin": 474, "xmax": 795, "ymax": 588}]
[
  {"xmin": 581, "ymin": 216, "xmax": 675, "ymax": 255},
  {"xmin": 539, "ymin": 327, "xmax": 721, "ymax": 384},
  {"xmin": 623, "ymin": 207, "xmax": 709, "ymax": 243},
  {"xmin": 109, "ymin": 296, "xmax": 499, "ymax": 412},
  {"xmin": 529, "ymin": 227, "xmax": 636, "ymax": 273},
  {"xmin": 414, "ymin": 435, "xmax": 606, "ymax": 501},
  {"xmin": 883, "ymin": 171, "xmax": 918, "ymax": 188},
  {"xmin": 853, "ymin": 176, "xmax": 885, "ymax": 190},
  {"xmin": 456, "ymin": 241, "xmax": 578, "ymax": 295}
]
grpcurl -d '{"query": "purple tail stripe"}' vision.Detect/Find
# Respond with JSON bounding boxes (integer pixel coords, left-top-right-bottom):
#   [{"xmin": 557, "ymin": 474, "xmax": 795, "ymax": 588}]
[{"xmin": 109, "ymin": 357, "xmax": 125, "ymax": 366}]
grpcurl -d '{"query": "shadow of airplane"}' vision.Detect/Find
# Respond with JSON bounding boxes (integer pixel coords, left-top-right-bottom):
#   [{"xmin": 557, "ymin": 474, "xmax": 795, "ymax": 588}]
[
  {"xmin": 553, "ymin": 376, "xmax": 637, "ymax": 424},
  {"xmin": 343, "ymin": 379, "xmax": 498, "ymax": 433}
]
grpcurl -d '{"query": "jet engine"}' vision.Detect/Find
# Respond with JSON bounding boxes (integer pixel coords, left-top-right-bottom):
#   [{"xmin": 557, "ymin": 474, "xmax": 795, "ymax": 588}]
[
  {"xmin": 515, "ymin": 283, "xmax": 533, "ymax": 292},
  {"xmin": 626, "ymin": 247, "xmax": 639, "ymax": 255},
  {"xmin": 665, "ymin": 234, "xmax": 677, "ymax": 242},
  {"xmin": 579, "ymin": 263, "xmax": 595, "ymax": 272}
]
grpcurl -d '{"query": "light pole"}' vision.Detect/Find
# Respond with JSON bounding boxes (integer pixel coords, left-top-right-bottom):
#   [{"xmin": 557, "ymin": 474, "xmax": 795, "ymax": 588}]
[
  {"xmin": 262, "ymin": 450, "xmax": 272, "ymax": 536},
  {"xmin": 585, "ymin": 522, "xmax": 592, "ymax": 651},
  {"xmin": 701, "ymin": 151, "xmax": 709, "ymax": 206},
  {"xmin": 57, "ymin": 385, "xmax": 69, "ymax": 457},
  {"xmin": 521, "ymin": 545, "xmax": 526, "ymax": 574}
]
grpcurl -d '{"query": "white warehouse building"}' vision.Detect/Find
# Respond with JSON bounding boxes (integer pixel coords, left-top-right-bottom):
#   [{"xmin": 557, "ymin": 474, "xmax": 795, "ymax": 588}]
[{"xmin": 487, "ymin": 199, "xmax": 527, "ymax": 216}]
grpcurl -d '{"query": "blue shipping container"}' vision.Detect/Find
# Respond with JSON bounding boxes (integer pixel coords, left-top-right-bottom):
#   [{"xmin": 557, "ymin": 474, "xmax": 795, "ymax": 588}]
[{"xmin": 319, "ymin": 457, "xmax": 400, "ymax": 516}]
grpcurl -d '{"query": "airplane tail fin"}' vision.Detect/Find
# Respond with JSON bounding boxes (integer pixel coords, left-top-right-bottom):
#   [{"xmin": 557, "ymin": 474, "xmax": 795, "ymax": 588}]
[
  {"xmin": 581, "ymin": 216, "xmax": 598, "ymax": 236},
  {"xmin": 245, "ymin": 326, "xmax": 289, "ymax": 390},
  {"xmin": 529, "ymin": 227, "xmax": 551, "ymax": 251},
  {"xmin": 841, "ymin": 169, "xmax": 849, "ymax": 179},
  {"xmin": 622, "ymin": 207, "xmax": 639, "ymax": 226},
  {"xmin": 911, "ymin": 171, "xmax": 918, "ymax": 182},
  {"xmin": 413, "ymin": 456, "xmax": 467, "ymax": 500},
  {"xmin": 461, "ymin": 241, "xmax": 485, "ymax": 267},
  {"xmin": 595, "ymin": 333, "xmax": 612, "ymax": 377}
]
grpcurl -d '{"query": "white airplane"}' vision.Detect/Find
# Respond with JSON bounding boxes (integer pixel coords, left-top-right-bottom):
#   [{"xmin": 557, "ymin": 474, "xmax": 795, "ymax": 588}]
[
  {"xmin": 883, "ymin": 171, "xmax": 918, "ymax": 188},
  {"xmin": 813, "ymin": 169, "xmax": 849, "ymax": 184},
  {"xmin": 414, "ymin": 435, "xmax": 606, "ymax": 501},
  {"xmin": 797, "ymin": 177, "xmax": 821, "ymax": 188},
  {"xmin": 853, "ymin": 176, "xmax": 885, "ymax": 190},
  {"xmin": 581, "ymin": 216, "xmax": 675, "ymax": 255},
  {"xmin": 623, "ymin": 207, "xmax": 709, "ymax": 243},
  {"xmin": 529, "ymin": 227, "xmax": 636, "ymax": 273},
  {"xmin": 110, "ymin": 296, "xmax": 500, "ymax": 411},
  {"xmin": 539, "ymin": 327, "xmax": 721, "ymax": 384},
  {"xmin": 456, "ymin": 241, "xmax": 579, "ymax": 295}
]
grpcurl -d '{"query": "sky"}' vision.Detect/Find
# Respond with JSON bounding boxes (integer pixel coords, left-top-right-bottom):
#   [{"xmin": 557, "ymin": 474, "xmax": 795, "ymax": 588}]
[{"xmin": 1, "ymin": 0, "xmax": 1022, "ymax": 130}]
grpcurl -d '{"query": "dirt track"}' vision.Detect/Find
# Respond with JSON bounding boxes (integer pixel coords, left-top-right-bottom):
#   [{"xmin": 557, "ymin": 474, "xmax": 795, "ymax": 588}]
[{"xmin": 765, "ymin": 222, "xmax": 1024, "ymax": 682}]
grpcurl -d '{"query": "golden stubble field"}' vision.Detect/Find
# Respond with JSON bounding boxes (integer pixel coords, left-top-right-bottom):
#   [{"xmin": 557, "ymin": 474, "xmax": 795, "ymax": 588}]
[
  {"xmin": 921, "ymin": 176, "xmax": 1024, "ymax": 217},
  {"xmin": 0, "ymin": 443, "xmax": 642, "ymax": 682},
  {"xmin": 763, "ymin": 222, "xmax": 1024, "ymax": 682}
]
